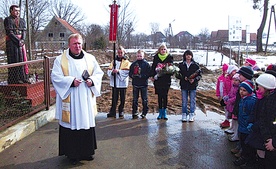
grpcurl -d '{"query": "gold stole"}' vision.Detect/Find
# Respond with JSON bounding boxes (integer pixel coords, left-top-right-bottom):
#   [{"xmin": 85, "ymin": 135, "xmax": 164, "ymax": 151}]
[
  {"xmin": 60, "ymin": 51, "xmax": 95, "ymax": 123},
  {"xmin": 108, "ymin": 59, "xmax": 130, "ymax": 70}
]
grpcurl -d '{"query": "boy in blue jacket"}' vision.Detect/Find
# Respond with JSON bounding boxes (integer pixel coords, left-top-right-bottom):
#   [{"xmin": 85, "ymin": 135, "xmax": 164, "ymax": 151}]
[{"xmin": 233, "ymin": 80, "xmax": 257, "ymax": 167}]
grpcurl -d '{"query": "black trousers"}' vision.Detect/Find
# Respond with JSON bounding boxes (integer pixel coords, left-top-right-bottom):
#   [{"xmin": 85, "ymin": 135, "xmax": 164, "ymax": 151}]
[
  {"xmin": 265, "ymin": 150, "xmax": 276, "ymax": 169},
  {"xmin": 109, "ymin": 87, "xmax": 126, "ymax": 114},
  {"xmin": 155, "ymin": 87, "xmax": 169, "ymax": 109},
  {"xmin": 239, "ymin": 132, "xmax": 256, "ymax": 163}
]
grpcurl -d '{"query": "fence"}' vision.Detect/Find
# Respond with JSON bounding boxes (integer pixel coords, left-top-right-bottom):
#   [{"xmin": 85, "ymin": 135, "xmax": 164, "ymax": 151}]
[{"xmin": 0, "ymin": 56, "xmax": 57, "ymax": 131}]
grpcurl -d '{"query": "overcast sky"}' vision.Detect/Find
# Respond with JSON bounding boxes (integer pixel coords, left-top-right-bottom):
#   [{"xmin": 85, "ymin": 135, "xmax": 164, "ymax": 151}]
[{"xmin": 71, "ymin": 0, "xmax": 276, "ymax": 35}]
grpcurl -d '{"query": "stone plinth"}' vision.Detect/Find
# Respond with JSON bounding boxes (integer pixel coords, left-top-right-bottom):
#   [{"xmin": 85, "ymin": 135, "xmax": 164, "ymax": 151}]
[{"xmin": 0, "ymin": 81, "xmax": 55, "ymax": 107}]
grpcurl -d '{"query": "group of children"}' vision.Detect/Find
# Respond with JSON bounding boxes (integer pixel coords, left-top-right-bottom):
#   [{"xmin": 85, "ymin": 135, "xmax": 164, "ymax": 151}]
[
  {"xmin": 216, "ymin": 59, "xmax": 276, "ymax": 168},
  {"xmin": 108, "ymin": 44, "xmax": 201, "ymax": 123}
]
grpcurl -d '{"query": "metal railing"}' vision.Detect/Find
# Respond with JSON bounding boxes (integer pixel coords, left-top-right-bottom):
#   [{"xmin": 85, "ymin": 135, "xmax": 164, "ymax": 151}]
[{"xmin": 0, "ymin": 56, "xmax": 57, "ymax": 131}]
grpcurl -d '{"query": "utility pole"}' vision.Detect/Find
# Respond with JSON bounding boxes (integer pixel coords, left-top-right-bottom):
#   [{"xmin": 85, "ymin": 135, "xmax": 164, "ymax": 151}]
[
  {"xmin": 25, "ymin": 0, "xmax": 32, "ymax": 60},
  {"xmin": 168, "ymin": 19, "xmax": 175, "ymax": 51}
]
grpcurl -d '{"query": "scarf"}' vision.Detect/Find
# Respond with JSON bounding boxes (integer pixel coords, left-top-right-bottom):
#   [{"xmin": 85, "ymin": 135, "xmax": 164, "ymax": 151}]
[{"xmin": 158, "ymin": 53, "xmax": 168, "ymax": 61}]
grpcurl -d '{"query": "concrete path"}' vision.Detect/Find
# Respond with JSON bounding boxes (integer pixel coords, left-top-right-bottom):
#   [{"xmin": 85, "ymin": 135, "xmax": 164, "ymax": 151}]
[{"xmin": 0, "ymin": 109, "xmax": 239, "ymax": 169}]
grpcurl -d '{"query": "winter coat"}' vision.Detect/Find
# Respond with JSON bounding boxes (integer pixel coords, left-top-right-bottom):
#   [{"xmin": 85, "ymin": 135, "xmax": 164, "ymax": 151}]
[
  {"xmin": 223, "ymin": 74, "xmax": 233, "ymax": 97},
  {"xmin": 245, "ymin": 97, "xmax": 267, "ymax": 150},
  {"xmin": 129, "ymin": 59, "xmax": 151, "ymax": 88},
  {"xmin": 232, "ymin": 86, "xmax": 242, "ymax": 116},
  {"xmin": 150, "ymin": 53, "xmax": 173, "ymax": 90},
  {"xmin": 259, "ymin": 91, "xmax": 276, "ymax": 149},
  {"xmin": 216, "ymin": 74, "xmax": 227, "ymax": 97},
  {"xmin": 238, "ymin": 94, "xmax": 257, "ymax": 134},
  {"xmin": 225, "ymin": 83, "xmax": 239, "ymax": 113},
  {"xmin": 178, "ymin": 61, "xmax": 202, "ymax": 90}
]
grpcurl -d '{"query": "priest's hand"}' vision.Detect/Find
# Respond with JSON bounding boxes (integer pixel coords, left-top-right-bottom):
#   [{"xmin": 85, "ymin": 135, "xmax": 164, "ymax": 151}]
[
  {"xmin": 73, "ymin": 78, "xmax": 82, "ymax": 87},
  {"xmin": 86, "ymin": 78, "xmax": 93, "ymax": 87}
]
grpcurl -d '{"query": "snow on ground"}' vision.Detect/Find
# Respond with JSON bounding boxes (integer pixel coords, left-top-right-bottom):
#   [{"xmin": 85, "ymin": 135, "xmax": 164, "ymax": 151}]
[{"xmin": 106, "ymin": 48, "xmax": 276, "ymax": 73}]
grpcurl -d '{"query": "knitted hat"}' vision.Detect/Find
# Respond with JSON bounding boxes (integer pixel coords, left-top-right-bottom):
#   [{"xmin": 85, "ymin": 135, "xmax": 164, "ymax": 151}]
[
  {"xmin": 222, "ymin": 63, "xmax": 229, "ymax": 72},
  {"xmin": 245, "ymin": 58, "xmax": 256, "ymax": 66},
  {"xmin": 256, "ymin": 73, "xmax": 276, "ymax": 90},
  {"xmin": 265, "ymin": 64, "xmax": 276, "ymax": 77},
  {"xmin": 237, "ymin": 66, "xmax": 254, "ymax": 80},
  {"xmin": 233, "ymin": 73, "xmax": 240, "ymax": 80},
  {"xmin": 266, "ymin": 64, "xmax": 276, "ymax": 71},
  {"xmin": 227, "ymin": 65, "xmax": 239, "ymax": 75},
  {"xmin": 239, "ymin": 80, "xmax": 254, "ymax": 94}
]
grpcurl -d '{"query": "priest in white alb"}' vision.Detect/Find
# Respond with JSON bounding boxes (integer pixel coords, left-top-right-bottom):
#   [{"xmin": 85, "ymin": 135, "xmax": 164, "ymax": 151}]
[{"xmin": 51, "ymin": 33, "xmax": 103, "ymax": 165}]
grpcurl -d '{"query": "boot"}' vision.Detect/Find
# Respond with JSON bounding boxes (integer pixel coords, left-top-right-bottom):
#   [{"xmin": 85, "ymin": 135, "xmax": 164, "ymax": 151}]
[
  {"xmin": 225, "ymin": 120, "xmax": 233, "ymax": 131},
  {"xmin": 226, "ymin": 119, "xmax": 237, "ymax": 134},
  {"xmin": 157, "ymin": 109, "xmax": 163, "ymax": 120},
  {"xmin": 220, "ymin": 120, "xmax": 230, "ymax": 128},
  {"xmin": 163, "ymin": 109, "xmax": 168, "ymax": 120},
  {"xmin": 228, "ymin": 133, "xmax": 239, "ymax": 142},
  {"xmin": 182, "ymin": 113, "xmax": 187, "ymax": 122}
]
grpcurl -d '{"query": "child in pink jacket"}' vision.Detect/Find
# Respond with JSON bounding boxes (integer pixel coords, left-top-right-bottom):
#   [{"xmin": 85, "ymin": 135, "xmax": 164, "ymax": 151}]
[
  {"xmin": 216, "ymin": 63, "xmax": 228, "ymax": 101},
  {"xmin": 224, "ymin": 73, "xmax": 240, "ymax": 136},
  {"xmin": 220, "ymin": 65, "xmax": 239, "ymax": 128}
]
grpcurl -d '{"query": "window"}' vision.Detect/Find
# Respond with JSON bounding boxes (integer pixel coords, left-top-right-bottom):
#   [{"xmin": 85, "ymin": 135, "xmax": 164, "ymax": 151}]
[
  {"xmin": 60, "ymin": 33, "xmax": 65, "ymax": 37},
  {"xmin": 48, "ymin": 33, "xmax": 53, "ymax": 37}
]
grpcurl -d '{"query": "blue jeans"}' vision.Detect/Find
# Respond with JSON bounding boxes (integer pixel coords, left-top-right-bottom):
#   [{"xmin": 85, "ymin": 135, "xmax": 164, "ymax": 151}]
[
  {"xmin": 132, "ymin": 86, "xmax": 148, "ymax": 115},
  {"xmin": 181, "ymin": 90, "xmax": 196, "ymax": 115}
]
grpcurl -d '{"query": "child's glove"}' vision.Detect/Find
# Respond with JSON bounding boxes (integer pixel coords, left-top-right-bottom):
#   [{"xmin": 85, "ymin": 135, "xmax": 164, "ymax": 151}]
[
  {"xmin": 154, "ymin": 74, "xmax": 158, "ymax": 80},
  {"xmin": 232, "ymin": 114, "xmax": 238, "ymax": 120},
  {"xmin": 247, "ymin": 123, "xmax": 253, "ymax": 132},
  {"xmin": 223, "ymin": 95, "xmax": 229, "ymax": 101}
]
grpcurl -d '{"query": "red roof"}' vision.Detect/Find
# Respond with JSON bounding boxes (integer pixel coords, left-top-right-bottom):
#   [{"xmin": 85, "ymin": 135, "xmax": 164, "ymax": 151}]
[{"xmin": 55, "ymin": 16, "xmax": 80, "ymax": 34}]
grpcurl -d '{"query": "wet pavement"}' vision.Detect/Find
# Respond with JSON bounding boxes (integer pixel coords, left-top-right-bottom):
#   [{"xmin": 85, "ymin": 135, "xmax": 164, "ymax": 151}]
[{"xmin": 0, "ymin": 109, "xmax": 239, "ymax": 169}]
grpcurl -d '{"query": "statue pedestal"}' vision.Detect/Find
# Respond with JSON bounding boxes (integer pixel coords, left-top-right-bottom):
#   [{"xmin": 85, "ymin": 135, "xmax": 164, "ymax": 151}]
[{"xmin": 0, "ymin": 81, "xmax": 56, "ymax": 107}]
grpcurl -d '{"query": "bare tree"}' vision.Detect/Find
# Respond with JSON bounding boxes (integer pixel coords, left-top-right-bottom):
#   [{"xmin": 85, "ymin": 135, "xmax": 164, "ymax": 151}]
[
  {"xmin": 49, "ymin": 0, "xmax": 85, "ymax": 28},
  {"xmin": 149, "ymin": 22, "xmax": 160, "ymax": 48},
  {"xmin": 0, "ymin": 0, "xmax": 19, "ymax": 17},
  {"xmin": 83, "ymin": 24, "xmax": 106, "ymax": 50},
  {"xmin": 28, "ymin": 0, "xmax": 51, "ymax": 42},
  {"xmin": 253, "ymin": 0, "xmax": 269, "ymax": 52},
  {"xmin": 197, "ymin": 28, "xmax": 210, "ymax": 47},
  {"xmin": 130, "ymin": 33, "xmax": 149, "ymax": 49},
  {"xmin": 116, "ymin": 0, "xmax": 136, "ymax": 47}
]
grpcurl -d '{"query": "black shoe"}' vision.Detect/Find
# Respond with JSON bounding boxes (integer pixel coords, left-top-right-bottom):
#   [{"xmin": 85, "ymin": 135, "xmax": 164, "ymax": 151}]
[
  {"xmin": 140, "ymin": 114, "xmax": 146, "ymax": 119},
  {"xmin": 82, "ymin": 155, "xmax": 94, "ymax": 161},
  {"xmin": 132, "ymin": 114, "xmax": 138, "ymax": 119},
  {"xmin": 69, "ymin": 158, "xmax": 78, "ymax": 165},
  {"xmin": 119, "ymin": 112, "xmax": 124, "ymax": 119},
  {"xmin": 107, "ymin": 113, "xmax": 116, "ymax": 118},
  {"xmin": 233, "ymin": 157, "xmax": 247, "ymax": 166}
]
